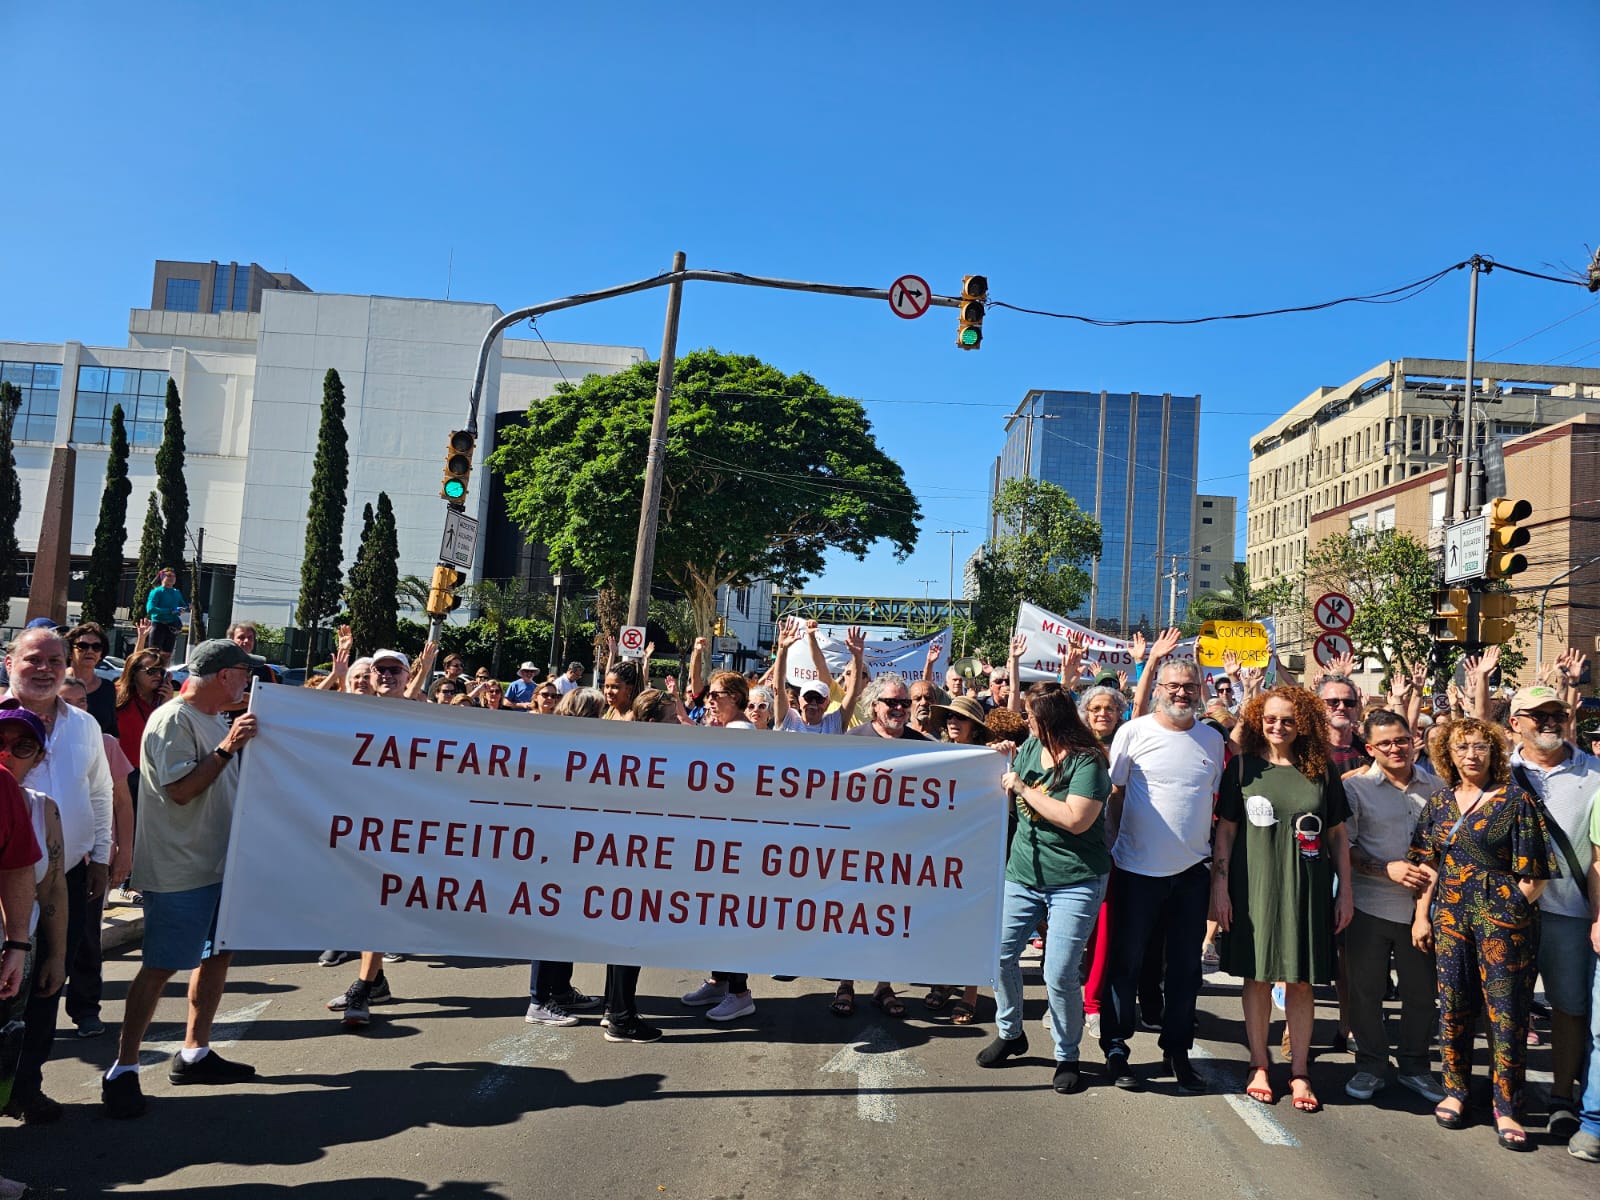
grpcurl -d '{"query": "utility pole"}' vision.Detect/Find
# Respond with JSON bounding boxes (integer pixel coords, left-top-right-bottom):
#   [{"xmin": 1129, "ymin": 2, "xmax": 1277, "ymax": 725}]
[
  {"xmin": 1164, "ymin": 554, "xmax": 1183, "ymax": 629},
  {"xmin": 1459, "ymin": 255, "xmax": 1485, "ymax": 519},
  {"xmin": 627, "ymin": 251, "xmax": 687, "ymax": 629},
  {"xmin": 935, "ymin": 527, "xmax": 968, "ymax": 644},
  {"xmin": 190, "ymin": 526, "xmax": 204, "ymax": 643}
]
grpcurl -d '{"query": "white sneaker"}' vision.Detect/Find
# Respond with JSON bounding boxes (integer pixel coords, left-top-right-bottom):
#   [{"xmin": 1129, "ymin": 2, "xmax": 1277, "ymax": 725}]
[
  {"xmin": 1085, "ymin": 1012, "xmax": 1101, "ymax": 1039},
  {"xmin": 681, "ymin": 980, "xmax": 729, "ymax": 1006},
  {"xmin": 1396, "ymin": 1072, "xmax": 1446, "ymax": 1104},
  {"xmin": 1344, "ymin": 1070, "xmax": 1386, "ymax": 1100},
  {"xmin": 706, "ymin": 991, "xmax": 756, "ymax": 1022},
  {"xmin": 525, "ymin": 1001, "xmax": 580, "ymax": 1027}
]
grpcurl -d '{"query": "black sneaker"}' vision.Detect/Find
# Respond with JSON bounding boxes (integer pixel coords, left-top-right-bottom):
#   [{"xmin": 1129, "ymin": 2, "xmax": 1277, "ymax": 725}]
[
  {"xmin": 317, "ymin": 949, "xmax": 354, "ymax": 967},
  {"xmin": 547, "ymin": 986, "xmax": 601, "ymax": 1012},
  {"xmin": 368, "ymin": 972, "xmax": 394, "ymax": 1004},
  {"xmin": 1107, "ymin": 1050, "xmax": 1142, "ymax": 1090},
  {"xmin": 1165, "ymin": 1053, "xmax": 1207, "ymax": 1094},
  {"xmin": 1052, "ymin": 1061, "xmax": 1083, "ymax": 1093},
  {"xmin": 75, "ymin": 1017, "xmax": 106, "ymax": 1038},
  {"xmin": 603, "ymin": 1016, "xmax": 663, "ymax": 1043},
  {"xmin": 2, "ymin": 1091, "xmax": 63, "ymax": 1124},
  {"xmin": 169, "ymin": 1048, "xmax": 256, "ymax": 1085},
  {"xmin": 328, "ymin": 974, "xmax": 392, "ymax": 1011},
  {"xmin": 101, "ymin": 1071, "xmax": 146, "ymax": 1119},
  {"xmin": 976, "ymin": 1033, "xmax": 1029, "ymax": 1068}
]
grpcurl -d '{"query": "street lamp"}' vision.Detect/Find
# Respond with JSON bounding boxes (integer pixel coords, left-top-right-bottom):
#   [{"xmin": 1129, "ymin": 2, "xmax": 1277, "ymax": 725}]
[{"xmin": 548, "ymin": 570, "xmax": 566, "ymax": 675}]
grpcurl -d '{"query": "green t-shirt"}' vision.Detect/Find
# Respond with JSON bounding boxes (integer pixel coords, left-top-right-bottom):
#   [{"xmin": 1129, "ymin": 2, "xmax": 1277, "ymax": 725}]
[{"xmin": 1005, "ymin": 737, "xmax": 1112, "ymax": 888}]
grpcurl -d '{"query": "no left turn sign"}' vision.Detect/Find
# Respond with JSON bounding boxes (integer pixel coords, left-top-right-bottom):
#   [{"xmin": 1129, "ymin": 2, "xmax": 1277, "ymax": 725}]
[{"xmin": 889, "ymin": 275, "xmax": 931, "ymax": 319}]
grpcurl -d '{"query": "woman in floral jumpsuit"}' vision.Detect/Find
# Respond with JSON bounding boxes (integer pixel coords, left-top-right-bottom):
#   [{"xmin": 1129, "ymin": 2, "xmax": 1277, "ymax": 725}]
[{"xmin": 1408, "ymin": 717, "xmax": 1557, "ymax": 1151}]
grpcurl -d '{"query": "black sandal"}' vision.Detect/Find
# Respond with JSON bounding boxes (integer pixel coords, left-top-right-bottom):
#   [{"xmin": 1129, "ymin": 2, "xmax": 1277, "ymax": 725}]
[{"xmin": 829, "ymin": 984, "xmax": 855, "ymax": 1018}]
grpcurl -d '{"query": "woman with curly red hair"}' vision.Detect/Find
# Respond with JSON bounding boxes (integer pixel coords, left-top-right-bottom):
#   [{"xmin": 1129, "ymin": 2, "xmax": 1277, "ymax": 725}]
[
  {"xmin": 1408, "ymin": 717, "xmax": 1557, "ymax": 1150},
  {"xmin": 1212, "ymin": 686, "xmax": 1354, "ymax": 1113}
]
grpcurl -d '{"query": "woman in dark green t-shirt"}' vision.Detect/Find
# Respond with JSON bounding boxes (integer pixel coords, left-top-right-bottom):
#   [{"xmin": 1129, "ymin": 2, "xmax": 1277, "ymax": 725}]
[{"xmin": 978, "ymin": 687, "xmax": 1112, "ymax": 1094}]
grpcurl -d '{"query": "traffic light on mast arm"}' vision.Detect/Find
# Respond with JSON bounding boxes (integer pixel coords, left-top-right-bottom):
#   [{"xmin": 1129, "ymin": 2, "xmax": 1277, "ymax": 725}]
[
  {"xmin": 1485, "ymin": 496, "xmax": 1532, "ymax": 580},
  {"xmin": 440, "ymin": 430, "xmax": 476, "ymax": 505},
  {"xmin": 1477, "ymin": 590, "xmax": 1519, "ymax": 645},
  {"xmin": 426, "ymin": 564, "xmax": 466, "ymax": 619},
  {"xmin": 1430, "ymin": 587, "xmax": 1471, "ymax": 643},
  {"xmin": 957, "ymin": 275, "xmax": 987, "ymax": 350}
]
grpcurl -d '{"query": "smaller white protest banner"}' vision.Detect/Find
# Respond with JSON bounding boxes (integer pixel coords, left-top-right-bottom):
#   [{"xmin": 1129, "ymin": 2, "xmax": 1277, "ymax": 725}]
[
  {"xmin": 1011, "ymin": 601, "xmax": 1276, "ymax": 683},
  {"xmin": 784, "ymin": 627, "xmax": 950, "ymax": 690},
  {"xmin": 216, "ymin": 685, "xmax": 1005, "ymax": 984}
]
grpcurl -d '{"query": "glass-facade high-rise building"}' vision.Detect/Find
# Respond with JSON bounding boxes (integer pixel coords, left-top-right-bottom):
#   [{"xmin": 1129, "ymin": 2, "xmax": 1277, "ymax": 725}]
[{"xmin": 992, "ymin": 388, "xmax": 1201, "ymax": 637}]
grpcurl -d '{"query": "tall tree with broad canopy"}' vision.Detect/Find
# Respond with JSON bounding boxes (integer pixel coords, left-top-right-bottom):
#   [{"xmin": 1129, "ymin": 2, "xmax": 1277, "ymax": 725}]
[
  {"xmin": 491, "ymin": 350, "xmax": 920, "ymax": 639},
  {"xmin": 82, "ymin": 403, "xmax": 133, "ymax": 625},
  {"xmin": 1298, "ymin": 529, "xmax": 1435, "ymax": 675},
  {"xmin": 0, "ymin": 383, "xmax": 21, "ymax": 625},
  {"xmin": 972, "ymin": 477, "xmax": 1102, "ymax": 654},
  {"xmin": 296, "ymin": 368, "xmax": 350, "ymax": 648},
  {"xmin": 155, "ymin": 379, "xmax": 189, "ymax": 576}
]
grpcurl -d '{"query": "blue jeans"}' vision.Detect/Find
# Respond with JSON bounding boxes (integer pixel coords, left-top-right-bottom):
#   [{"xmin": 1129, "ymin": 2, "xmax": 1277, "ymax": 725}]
[
  {"xmin": 1579, "ymin": 936, "xmax": 1600, "ymax": 1138},
  {"xmin": 995, "ymin": 876, "xmax": 1108, "ymax": 1060}
]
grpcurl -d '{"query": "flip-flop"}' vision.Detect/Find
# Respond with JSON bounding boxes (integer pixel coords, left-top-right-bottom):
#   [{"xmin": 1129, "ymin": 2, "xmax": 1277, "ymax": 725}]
[
  {"xmin": 923, "ymin": 986, "xmax": 952, "ymax": 1012},
  {"xmin": 871, "ymin": 988, "xmax": 907, "ymax": 1019},
  {"xmin": 829, "ymin": 987, "xmax": 855, "ymax": 1018},
  {"xmin": 1289, "ymin": 1075, "xmax": 1322, "ymax": 1113},
  {"xmin": 1245, "ymin": 1064, "xmax": 1275, "ymax": 1105},
  {"xmin": 950, "ymin": 1000, "xmax": 977, "ymax": 1025}
]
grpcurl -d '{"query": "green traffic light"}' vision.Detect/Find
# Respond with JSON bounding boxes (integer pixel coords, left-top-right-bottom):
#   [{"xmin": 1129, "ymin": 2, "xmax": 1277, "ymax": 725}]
[
  {"xmin": 960, "ymin": 327, "xmax": 980, "ymax": 347},
  {"xmin": 443, "ymin": 479, "xmax": 466, "ymax": 500}
]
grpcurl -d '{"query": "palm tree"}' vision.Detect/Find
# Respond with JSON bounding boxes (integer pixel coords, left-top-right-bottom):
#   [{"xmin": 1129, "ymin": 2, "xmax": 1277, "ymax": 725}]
[{"xmin": 467, "ymin": 577, "xmax": 538, "ymax": 677}]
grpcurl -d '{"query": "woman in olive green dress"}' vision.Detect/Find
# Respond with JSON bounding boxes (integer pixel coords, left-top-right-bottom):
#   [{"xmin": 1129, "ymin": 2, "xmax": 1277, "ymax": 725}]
[{"xmin": 1213, "ymin": 687, "xmax": 1354, "ymax": 1113}]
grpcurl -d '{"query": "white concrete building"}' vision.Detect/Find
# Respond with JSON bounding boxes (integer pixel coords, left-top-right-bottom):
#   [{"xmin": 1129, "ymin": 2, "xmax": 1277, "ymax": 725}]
[{"xmin": 3, "ymin": 284, "xmax": 646, "ymax": 630}]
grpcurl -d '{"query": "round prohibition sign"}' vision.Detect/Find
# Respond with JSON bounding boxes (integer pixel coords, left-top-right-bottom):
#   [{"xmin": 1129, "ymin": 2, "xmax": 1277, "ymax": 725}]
[
  {"xmin": 1313, "ymin": 591, "xmax": 1354, "ymax": 632},
  {"xmin": 888, "ymin": 274, "xmax": 932, "ymax": 319},
  {"xmin": 618, "ymin": 626, "xmax": 646, "ymax": 654},
  {"xmin": 1313, "ymin": 632, "xmax": 1353, "ymax": 667}
]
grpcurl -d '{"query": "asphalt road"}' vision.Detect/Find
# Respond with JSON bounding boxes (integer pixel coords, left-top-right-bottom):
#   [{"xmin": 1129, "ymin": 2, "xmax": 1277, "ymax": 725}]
[{"xmin": 4, "ymin": 946, "xmax": 1596, "ymax": 1199}]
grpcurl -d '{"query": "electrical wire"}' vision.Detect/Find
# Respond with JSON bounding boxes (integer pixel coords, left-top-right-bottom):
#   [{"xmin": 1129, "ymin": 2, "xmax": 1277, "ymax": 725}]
[{"xmin": 527, "ymin": 319, "xmax": 572, "ymax": 388}]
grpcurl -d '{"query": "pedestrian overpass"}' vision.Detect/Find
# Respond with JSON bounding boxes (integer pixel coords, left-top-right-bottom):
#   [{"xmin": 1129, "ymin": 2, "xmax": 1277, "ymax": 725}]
[{"xmin": 771, "ymin": 593, "xmax": 971, "ymax": 628}]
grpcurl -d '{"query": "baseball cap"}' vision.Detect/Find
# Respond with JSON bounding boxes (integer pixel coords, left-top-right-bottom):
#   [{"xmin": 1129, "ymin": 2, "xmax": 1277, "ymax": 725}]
[
  {"xmin": 186, "ymin": 638, "xmax": 266, "ymax": 675},
  {"xmin": 0, "ymin": 697, "xmax": 49, "ymax": 746},
  {"xmin": 1510, "ymin": 685, "xmax": 1567, "ymax": 717},
  {"xmin": 371, "ymin": 649, "xmax": 411, "ymax": 670},
  {"xmin": 1090, "ymin": 670, "xmax": 1120, "ymax": 689},
  {"xmin": 799, "ymin": 681, "xmax": 829, "ymax": 700}
]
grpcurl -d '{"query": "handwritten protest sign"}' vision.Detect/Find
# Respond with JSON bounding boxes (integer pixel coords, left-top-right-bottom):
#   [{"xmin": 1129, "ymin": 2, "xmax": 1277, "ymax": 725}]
[{"xmin": 217, "ymin": 686, "xmax": 1006, "ymax": 982}]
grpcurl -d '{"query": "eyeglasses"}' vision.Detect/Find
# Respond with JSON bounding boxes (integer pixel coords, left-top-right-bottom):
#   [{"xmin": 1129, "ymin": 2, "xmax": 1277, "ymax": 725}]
[
  {"xmin": 1262, "ymin": 717, "xmax": 1298, "ymax": 728},
  {"xmin": 746, "ymin": 702, "xmax": 770, "ymax": 710},
  {"xmin": 73, "ymin": 641, "xmax": 105, "ymax": 653},
  {"xmin": 139, "ymin": 666, "xmax": 165, "ymax": 676},
  {"xmin": 373, "ymin": 665, "xmax": 406, "ymax": 678},
  {"xmin": 1323, "ymin": 697, "xmax": 1359, "ymax": 709},
  {"xmin": 0, "ymin": 736, "xmax": 43, "ymax": 758},
  {"xmin": 1519, "ymin": 710, "xmax": 1568, "ymax": 728},
  {"xmin": 1160, "ymin": 683, "xmax": 1199, "ymax": 694},
  {"xmin": 879, "ymin": 698, "xmax": 912, "ymax": 710},
  {"xmin": 707, "ymin": 690, "xmax": 734, "ymax": 700},
  {"xmin": 1368, "ymin": 737, "xmax": 1413, "ymax": 752},
  {"xmin": 1453, "ymin": 743, "xmax": 1493, "ymax": 755}
]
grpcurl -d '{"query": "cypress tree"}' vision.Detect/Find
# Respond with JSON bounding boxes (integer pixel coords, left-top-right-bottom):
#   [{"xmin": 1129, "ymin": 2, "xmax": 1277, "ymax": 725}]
[
  {"xmin": 155, "ymin": 379, "xmax": 189, "ymax": 576},
  {"xmin": 296, "ymin": 369, "xmax": 350, "ymax": 642},
  {"xmin": 364, "ymin": 492, "xmax": 400, "ymax": 653},
  {"xmin": 82, "ymin": 403, "xmax": 133, "ymax": 625},
  {"xmin": 0, "ymin": 383, "xmax": 21, "ymax": 626},
  {"xmin": 346, "ymin": 501, "xmax": 376, "ymax": 652},
  {"xmin": 132, "ymin": 492, "xmax": 165, "ymax": 618}
]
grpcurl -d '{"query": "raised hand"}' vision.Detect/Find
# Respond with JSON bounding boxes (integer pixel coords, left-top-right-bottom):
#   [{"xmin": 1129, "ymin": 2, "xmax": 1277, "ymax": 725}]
[
  {"xmin": 1221, "ymin": 649, "xmax": 1242, "ymax": 678},
  {"xmin": 1061, "ymin": 635, "xmax": 1086, "ymax": 686},
  {"xmin": 1010, "ymin": 633, "xmax": 1028, "ymax": 662},
  {"xmin": 778, "ymin": 622, "xmax": 804, "ymax": 649},
  {"xmin": 845, "ymin": 626, "xmax": 866, "ymax": 656},
  {"xmin": 925, "ymin": 639, "xmax": 943, "ymax": 663},
  {"xmin": 1129, "ymin": 631, "xmax": 1148, "ymax": 665},
  {"xmin": 643, "ymin": 641, "xmax": 655, "ymax": 659},
  {"xmin": 1116, "ymin": 670, "xmax": 1130, "ymax": 691},
  {"xmin": 1327, "ymin": 650, "xmax": 1357, "ymax": 679},
  {"xmin": 1150, "ymin": 626, "xmax": 1183, "ymax": 662}
]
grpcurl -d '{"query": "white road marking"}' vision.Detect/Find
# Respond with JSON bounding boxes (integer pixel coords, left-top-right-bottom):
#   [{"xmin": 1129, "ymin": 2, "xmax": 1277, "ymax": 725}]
[
  {"xmin": 473, "ymin": 1025, "xmax": 576, "ymax": 1101},
  {"xmin": 819, "ymin": 1022, "xmax": 925, "ymax": 1123},
  {"xmin": 1190, "ymin": 1044, "xmax": 1301, "ymax": 1148}
]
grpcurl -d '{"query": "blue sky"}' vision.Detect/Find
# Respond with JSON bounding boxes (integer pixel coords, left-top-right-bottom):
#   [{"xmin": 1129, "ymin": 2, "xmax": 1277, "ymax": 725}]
[{"xmin": 4, "ymin": 2, "xmax": 1598, "ymax": 602}]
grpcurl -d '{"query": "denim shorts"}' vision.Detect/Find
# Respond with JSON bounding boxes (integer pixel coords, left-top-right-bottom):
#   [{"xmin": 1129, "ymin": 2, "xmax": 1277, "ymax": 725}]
[
  {"xmin": 1538, "ymin": 911, "xmax": 1598, "ymax": 1016},
  {"xmin": 142, "ymin": 883, "xmax": 223, "ymax": 972}
]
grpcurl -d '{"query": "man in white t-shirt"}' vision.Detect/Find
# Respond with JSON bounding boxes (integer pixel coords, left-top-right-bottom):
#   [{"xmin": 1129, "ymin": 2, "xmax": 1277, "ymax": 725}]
[
  {"xmin": 554, "ymin": 662, "xmax": 584, "ymax": 696},
  {"xmin": 772, "ymin": 622, "xmax": 865, "ymax": 734},
  {"xmin": 1100, "ymin": 657, "xmax": 1223, "ymax": 1095}
]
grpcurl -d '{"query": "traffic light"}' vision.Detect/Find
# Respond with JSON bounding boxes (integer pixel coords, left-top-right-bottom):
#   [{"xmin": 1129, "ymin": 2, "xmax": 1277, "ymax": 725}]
[
  {"xmin": 957, "ymin": 275, "xmax": 987, "ymax": 350},
  {"xmin": 1430, "ymin": 588, "xmax": 1471, "ymax": 643},
  {"xmin": 426, "ymin": 564, "xmax": 466, "ymax": 618},
  {"xmin": 440, "ymin": 430, "xmax": 476, "ymax": 504},
  {"xmin": 1485, "ymin": 496, "xmax": 1531, "ymax": 579},
  {"xmin": 1478, "ymin": 591, "xmax": 1519, "ymax": 645}
]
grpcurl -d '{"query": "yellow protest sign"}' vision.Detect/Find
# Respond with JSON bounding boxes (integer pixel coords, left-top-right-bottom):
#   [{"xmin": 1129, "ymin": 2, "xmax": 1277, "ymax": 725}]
[{"xmin": 1196, "ymin": 621, "xmax": 1270, "ymax": 668}]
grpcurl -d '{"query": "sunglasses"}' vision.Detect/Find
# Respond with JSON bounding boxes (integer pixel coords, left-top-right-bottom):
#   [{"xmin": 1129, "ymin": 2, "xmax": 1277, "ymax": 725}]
[
  {"xmin": 746, "ymin": 701, "xmax": 770, "ymax": 710},
  {"xmin": 73, "ymin": 641, "xmax": 105, "ymax": 653},
  {"xmin": 707, "ymin": 690, "xmax": 736, "ymax": 700},
  {"xmin": 374, "ymin": 665, "xmax": 406, "ymax": 678},
  {"xmin": 1323, "ymin": 697, "xmax": 1359, "ymax": 709},
  {"xmin": 0, "ymin": 737, "xmax": 43, "ymax": 758},
  {"xmin": 139, "ymin": 666, "xmax": 165, "ymax": 676},
  {"xmin": 879, "ymin": 698, "xmax": 912, "ymax": 710}
]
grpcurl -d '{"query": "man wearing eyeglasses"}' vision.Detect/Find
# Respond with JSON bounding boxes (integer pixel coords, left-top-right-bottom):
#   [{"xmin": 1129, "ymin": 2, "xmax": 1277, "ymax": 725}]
[
  {"xmin": 1504, "ymin": 683, "xmax": 1599, "ymax": 1145},
  {"xmin": 1341, "ymin": 709, "xmax": 1444, "ymax": 1105},
  {"xmin": 1318, "ymin": 674, "xmax": 1371, "ymax": 774},
  {"xmin": 101, "ymin": 638, "xmax": 263, "ymax": 1118}
]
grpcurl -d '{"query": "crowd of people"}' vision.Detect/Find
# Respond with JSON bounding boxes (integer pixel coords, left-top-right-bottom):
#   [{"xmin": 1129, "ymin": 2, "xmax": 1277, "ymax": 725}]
[{"xmin": 1, "ymin": 612, "xmax": 1598, "ymax": 1195}]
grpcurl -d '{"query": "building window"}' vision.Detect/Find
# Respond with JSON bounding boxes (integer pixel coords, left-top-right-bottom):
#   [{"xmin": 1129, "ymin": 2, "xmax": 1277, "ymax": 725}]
[
  {"xmin": 1, "ymin": 361, "xmax": 63, "ymax": 441},
  {"xmin": 1375, "ymin": 505, "xmax": 1396, "ymax": 531},
  {"xmin": 233, "ymin": 266, "xmax": 250, "ymax": 311},
  {"xmin": 212, "ymin": 263, "xmax": 232, "ymax": 313},
  {"xmin": 1430, "ymin": 489, "xmax": 1446, "ymax": 527},
  {"xmin": 72, "ymin": 366, "xmax": 169, "ymax": 446},
  {"xmin": 1350, "ymin": 512, "xmax": 1371, "ymax": 534},
  {"xmin": 1202, "ymin": 499, "xmax": 1213, "ymax": 508},
  {"xmin": 1202, "ymin": 516, "xmax": 1213, "ymax": 524},
  {"xmin": 163, "ymin": 278, "xmax": 201, "ymax": 312}
]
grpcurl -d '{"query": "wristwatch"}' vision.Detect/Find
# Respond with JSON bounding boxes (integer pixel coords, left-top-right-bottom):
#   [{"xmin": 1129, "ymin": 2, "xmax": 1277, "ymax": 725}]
[
  {"xmin": 214, "ymin": 745, "xmax": 234, "ymax": 761},
  {"xmin": 2, "ymin": 940, "xmax": 32, "ymax": 953}
]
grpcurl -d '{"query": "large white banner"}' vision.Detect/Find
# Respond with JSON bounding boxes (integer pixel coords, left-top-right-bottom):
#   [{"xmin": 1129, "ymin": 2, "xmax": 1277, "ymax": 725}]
[
  {"xmin": 785, "ymin": 627, "xmax": 951, "ymax": 689},
  {"xmin": 217, "ymin": 686, "xmax": 1007, "ymax": 982},
  {"xmin": 1011, "ymin": 601, "xmax": 1277, "ymax": 683}
]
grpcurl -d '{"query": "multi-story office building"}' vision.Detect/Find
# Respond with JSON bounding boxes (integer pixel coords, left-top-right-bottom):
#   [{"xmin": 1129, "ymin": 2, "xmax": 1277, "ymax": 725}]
[
  {"xmin": 1191, "ymin": 494, "xmax": 1237, "ymax": 598},
  {"xmin": 1246, "ymin": 358, "xmax": 1600, "ymax": 586},
  {"xmin": 992, "ymin": 388, "xmax": 1202, "ymax": 636},
  {"xmin": 3, "ymin": 261, "xmax": 646, "ymax": 632},
  {"xmin": 151, "ymin": 259, "xmax": 312, "ymax": 315}
]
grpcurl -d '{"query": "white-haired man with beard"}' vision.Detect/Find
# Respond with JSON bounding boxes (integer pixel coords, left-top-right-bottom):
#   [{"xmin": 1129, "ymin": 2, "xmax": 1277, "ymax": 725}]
[{"xmin": 1098, "ymin": 655, "xmax": 1223, "ymax": 1095}]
